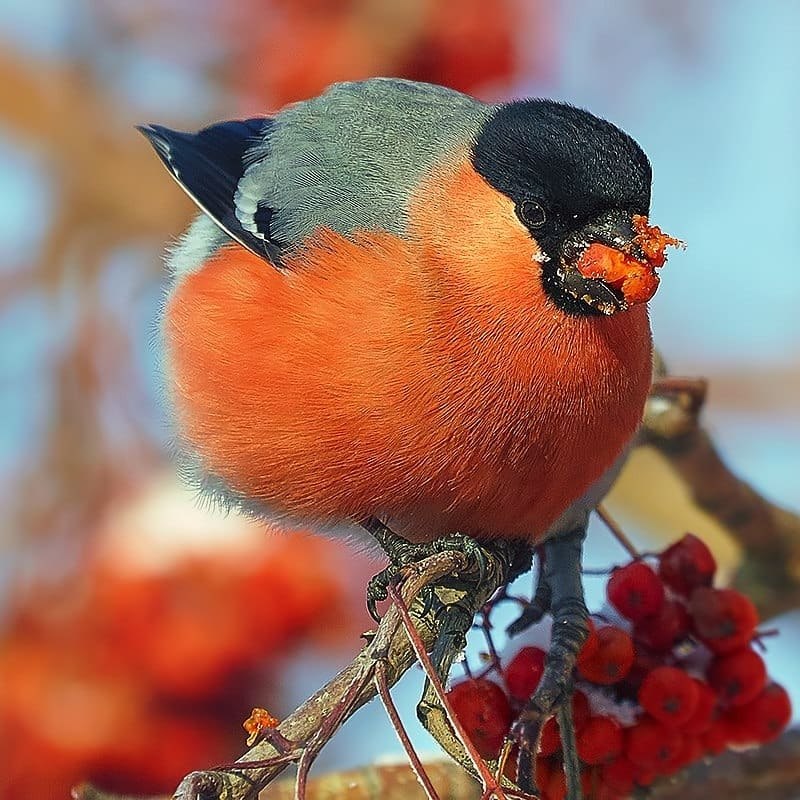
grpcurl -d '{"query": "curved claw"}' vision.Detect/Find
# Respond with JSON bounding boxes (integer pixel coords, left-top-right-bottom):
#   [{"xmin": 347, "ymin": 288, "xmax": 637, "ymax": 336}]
[
  {"xmin": 366, "ymin": 596, "xmax": 381, "ymax": 624},
  {"xmin": 365, "ymin": 565, "xmax": 400, "ymax": 622}
]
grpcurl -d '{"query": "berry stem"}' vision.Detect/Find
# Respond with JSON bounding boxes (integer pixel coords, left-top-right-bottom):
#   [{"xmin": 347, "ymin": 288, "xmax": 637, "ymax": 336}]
[{"xmin": 597, "ymin": 505, "xmax": 641, "ymax": 560}]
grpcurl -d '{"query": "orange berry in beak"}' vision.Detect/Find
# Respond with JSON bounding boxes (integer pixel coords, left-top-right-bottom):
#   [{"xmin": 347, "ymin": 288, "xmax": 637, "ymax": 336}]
[
  {"xmin": 576, "ymin": 217, "xmax": 682, "ymax": 306},
  {"xmin": 632, "ymin": 214, "xmax": 684, "ymax": 268},
  {"xmin": 576, "ymin": 243, "xmax": 660, "ymax": 306}
]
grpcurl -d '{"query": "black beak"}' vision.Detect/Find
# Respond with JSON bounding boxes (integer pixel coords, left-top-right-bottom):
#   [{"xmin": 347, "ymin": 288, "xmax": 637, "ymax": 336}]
[
  {"xmin": 562, "ymin": 210, "xmax": 642, "ymax": 265},
  {"xmin": 556, "ymin": 210, "xmax": 645, "ymax": 316}
]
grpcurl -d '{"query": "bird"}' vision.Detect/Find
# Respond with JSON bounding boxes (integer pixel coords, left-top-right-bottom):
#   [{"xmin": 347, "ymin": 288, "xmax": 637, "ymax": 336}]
[
  {"xmin": 140, "ymin": 77, "xmax": 678, "ymax": 548},
  {"xmin": 139, "ymin": 77, "xmax": 681, "ymax": 793}
]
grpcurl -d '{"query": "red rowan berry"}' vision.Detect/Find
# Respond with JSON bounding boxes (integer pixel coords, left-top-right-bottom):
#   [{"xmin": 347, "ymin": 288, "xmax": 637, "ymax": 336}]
[
  {"xmin": 638, "ymin": 666, "xmax": 700, "ymax": 727},
  {"xmin": 504, "ymin": 646, "xmax": 547, "ymax": 703},
  {"xmin": 690, "ymin": 587, "xmax": 758, "ymax": 654},
  {"xmin": 708, "ymin": 647, "xmax": 767, "ymax": 707},
  {"xmin": 539, "ymin": 715, "xmax": 561, "ymax": 756},
  {"xmin": 660, "ymin": 734, "xmax": 704, "ymax": 775},
  {"xmin": 546, "ymin": 765, "xmax": 567, "ymax": 800},
  {"xmin": 576, "ymin": 715, "xmax": 623, "ymax": 765},
  {"xmin": 577, "ymin": 626, "xmax": 634, "ymax": 685},
  {"xmin": 532, "ymin": 756, "xmax": 553, "ymax": 793},
  {"xmin": 682, "ymin": 680, "xmax": 718, "ymax": 735},
  {"xmin": 726, "ymin": 683, "xmax": 791, "ymax": 744},
  {"xmin": 546, "ymin": 765, "xmax": 592, "ymax": 800},
  {"xmin": 601, "ymin": 756, "xmax": 637, "ymax": 794},
  {"xmin": 626, "ymin": 717, "xmax": 683, "ymax": 770},
  {"xmin": 701, "ymin": 718, "xmax": 731, "ymax": 755},
  {"xmin": 658, "ymin": 534, "xmax": 716, "ymax": 596},
  {"xmin": 571, "ymin": 689, "xmax": 591, "ymax": 731},
  {"xmin": 634, "ymin": 766, "xmax": 658, "ymax": 787},
  {"xmin": 607, "ymin": 561, "xmax": 665, "ymax": 622},
  {"xmin": 634, "ymin": 599, "xmax": 690, "ymax": 652},
  {"xmin": 536, "ymin": 691, "xmax": 590, "ymax": 757},
  {"xmin": 446, "ymin": 678, "xmax": 512, "ymax": 759}
]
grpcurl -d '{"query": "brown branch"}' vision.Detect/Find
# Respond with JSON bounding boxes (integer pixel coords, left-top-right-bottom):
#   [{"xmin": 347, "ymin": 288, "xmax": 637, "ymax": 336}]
[
  {"xmin": 76, "ymin": 761, "xmax": 483, "ymax": 800},
  {"xmin": 172, "ymin": 551, "xmax": 462, "ymax": 800},
  {"xmin": 169, "ymin": 541, "xmax": 527, "ymax": 800},
  {"xmin": 642, "ymin": 372, "xmax": 800, "ymax": 618},
  {"xmin": 648, "ymin": 730, "xmax": 800, "ymax": 800},
  {"xmin": 260, "ymin": 761, "xmax": 483, "ymax": 800}
]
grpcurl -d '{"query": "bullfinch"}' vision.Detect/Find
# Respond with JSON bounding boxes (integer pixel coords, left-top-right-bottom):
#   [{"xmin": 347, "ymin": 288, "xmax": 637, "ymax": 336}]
[
  {"xmin": 140, "ymin": 78, "xmax": 680, "ymax": 791},
  {"xmin": 140, "ymin": 77, "xmax": 677, "ymax": 548}
]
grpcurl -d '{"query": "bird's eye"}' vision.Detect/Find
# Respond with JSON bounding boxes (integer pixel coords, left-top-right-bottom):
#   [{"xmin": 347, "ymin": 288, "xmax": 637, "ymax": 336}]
[{"xmin": 518, "ymin": 199, "xmax": 547, "ymax": 229}]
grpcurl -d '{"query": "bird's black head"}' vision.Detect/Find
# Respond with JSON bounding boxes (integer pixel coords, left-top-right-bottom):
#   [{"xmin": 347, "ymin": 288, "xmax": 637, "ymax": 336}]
[{"xmin": 472, "ymin": 100, "xmax": 672, "ymax": 316}]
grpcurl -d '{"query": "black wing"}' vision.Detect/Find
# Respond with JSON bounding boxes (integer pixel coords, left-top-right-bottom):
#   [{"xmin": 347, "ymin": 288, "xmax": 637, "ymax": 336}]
[{"xmin": 137, "ymin": 118, "xmax": 284, "ymax": 267}]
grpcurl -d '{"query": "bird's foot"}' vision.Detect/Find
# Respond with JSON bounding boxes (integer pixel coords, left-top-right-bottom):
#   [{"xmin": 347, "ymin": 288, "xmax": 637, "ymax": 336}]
[
  {"xmin": 363, "ymin": 518, "xmax": 498, "ymax": 621},
  {"xmin": 509, "ymin": 682, "xmax": 581, "ymax": 798}
]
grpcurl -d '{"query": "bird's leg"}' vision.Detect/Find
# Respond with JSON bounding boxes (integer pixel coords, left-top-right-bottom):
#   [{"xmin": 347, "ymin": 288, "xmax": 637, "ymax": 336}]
[
  {"xmin": 509, "ymin": 527, "xmax": 589, "ymax": 800},
  {"xmin": 506, "ymin": 553, "xmax": 552, "ymax": 637}
]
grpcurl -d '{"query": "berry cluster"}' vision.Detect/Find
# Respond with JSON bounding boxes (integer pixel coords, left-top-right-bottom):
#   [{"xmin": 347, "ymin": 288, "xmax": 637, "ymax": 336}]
[
  {"xmin": 0, "ymin": 527, "xmax": 354, "ymax": 800},
  {"xmin": 446, "ymin": 534, "xmax": 791, "ymax": 799}
]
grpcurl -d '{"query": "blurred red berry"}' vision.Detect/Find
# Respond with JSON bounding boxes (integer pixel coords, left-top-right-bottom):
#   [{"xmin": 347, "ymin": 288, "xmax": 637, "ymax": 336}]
[
  {"xmin": 536, "ymin": 691, "xmax": 590, "ymax": 757},
  {"xmin": 545, "ymin": 765, "xmax": 592, "ymax": 800},
  {"xmin": 701, "ymin": 718, "xmax": 731, "ymax": 755},
  {"xmin": 447, "ymin": 678, "xmax": 513, "ymax": 759},
  {"xmin": 638, "ymin": 666, "xmax": 700, "ymax": 727},
  {"xmin": 633, "ymin": 766, "xmax": 658, "ymax": 788},
  {"xmin": 725, "ymin": 683, "xmax": 792, "ymax": 744},
  {"xmin": 626, "ymin": 717, "xmax": 683, "ymax": 770},
  {"xmin": 615, "ymin": 647, "xmax": 663, "ymax": 700},
  {"xmin": 577, "ymin": 626, "xmax": 635, "ymax": 685},
  {"xmin": 531, "ymin": 756, "xmax": 553, "ymax": 792},
  {"xmin": 539, "ymin": 715, "xmax": 561, "ymax": 756},
  {"xmin": 682, "ymin": 736, "xmax": 706, "ymax": 766},
  {"xmin": 607, "ymin": 562, "xmax": 665, "ymax": 622},
  {"xmin": 579, "ymin": 617, "xmax": 600, "ymax": 662},
  {"xmin": 505, "ymin": 646, "xmax": 547, "ymax": 703},
  {"xmin": 571, "ymin": 689, "xmax": 591, "ymax": 731},
  {"xmin": 576, "ymin": 715, "xmax": 623, "ymax": 765},
  {"xmin": 708, "ymin": 647, "xmax": 767, "ymax": 707},
  {"xmin": 682, "ymin": 680, "xmax": 718, "ymax": 735},
  {"xmin": 690, "ymin": 588, "xmax": 759, "ymax": 654},
  {"xmin": 546, "ymin": 765, "xmax": 567, "ymax": 800},
  {"xmin": 601, "ymin": 756, "xmax": 637, "ymax": 793},
  {"xmin": 659, "ymin": 733, "xmax": 704, "ymax": 776},
  {"xmin": 634, "ymin": 599, "xmax": 690, "ymax": 652},
  {"xmin": 658, "ymin": 534, "xmax": 716, "ymax": 596}
]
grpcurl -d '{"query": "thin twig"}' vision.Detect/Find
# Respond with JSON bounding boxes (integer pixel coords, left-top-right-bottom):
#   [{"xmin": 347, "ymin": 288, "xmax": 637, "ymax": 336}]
[
  {"xmin": 375, "ymin": 660, "xmax": 442, "ymax": 800},
  {"xmin": 168, "ymin": 550, "xmax": 468, "ymax": 800},
  {"xmin": 294, "ymin": 666, "xmax": 375, "ymax": 800},
  {"xmin": 386, "ymin": 584, "xmax": 510, "ymax": 800}
]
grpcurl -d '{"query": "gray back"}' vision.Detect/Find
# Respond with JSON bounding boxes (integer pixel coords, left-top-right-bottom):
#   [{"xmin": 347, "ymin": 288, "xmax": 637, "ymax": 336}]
[{"xmin": 235, "ymin": 78, "xmax": 492, "ymax": 250}]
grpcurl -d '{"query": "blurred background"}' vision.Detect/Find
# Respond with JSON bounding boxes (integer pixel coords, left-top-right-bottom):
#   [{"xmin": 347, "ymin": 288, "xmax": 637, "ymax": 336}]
[{"xmin": 0, "ymin": 1, "xmax": 798, "ymax": 798}]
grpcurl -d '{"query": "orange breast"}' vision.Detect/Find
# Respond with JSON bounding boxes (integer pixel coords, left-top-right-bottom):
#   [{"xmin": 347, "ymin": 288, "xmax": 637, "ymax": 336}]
[{"xmin": 163, "ymin": 159, "xmax": 653, "ymax": 542}]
